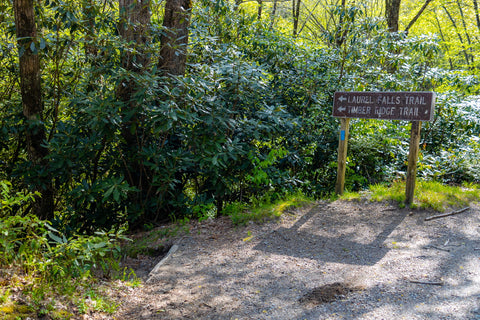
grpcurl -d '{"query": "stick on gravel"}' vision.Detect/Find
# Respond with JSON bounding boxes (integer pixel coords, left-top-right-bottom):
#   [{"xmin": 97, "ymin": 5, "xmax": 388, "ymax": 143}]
[
  {"xmin": 409, "ymin": 280, "xmax": 444, "ymax": 286},
  {"xmin": 424, "ymin": 207, "xmax": 470, "ymax": 221}
]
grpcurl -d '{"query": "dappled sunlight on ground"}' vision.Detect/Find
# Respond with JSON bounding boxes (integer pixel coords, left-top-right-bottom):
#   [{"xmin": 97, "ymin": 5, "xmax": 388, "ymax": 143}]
[{"xmin": 115, "ymin": 201, "xmax": 480, "ymax": 319}]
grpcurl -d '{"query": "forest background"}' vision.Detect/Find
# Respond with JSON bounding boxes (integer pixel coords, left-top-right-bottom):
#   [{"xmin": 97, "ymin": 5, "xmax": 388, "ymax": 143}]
[
  {"xmin": 2, "ymin": 0, "xmax": 480, "ymax": 230},
  {"xmin": 2, "ymin": 0, "xmax": 480, "ymax": 316}
]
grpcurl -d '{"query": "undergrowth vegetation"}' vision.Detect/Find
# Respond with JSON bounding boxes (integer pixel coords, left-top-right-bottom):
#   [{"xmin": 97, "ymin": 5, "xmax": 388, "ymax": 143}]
[
  {"xmin": 342, "ymin": 180, "xmax": 480, "ymax": 212},
  {"xmin": 0, "ymin": 183, "xmax": 130, "ymax": 318},
  {"xmin": 2, "ymin": 0, "xmax": 480, "ymax": 317},
  {"xmin": 224, "ymin": 192, "xmax": 313, "ymax": 225},
  {"xmin": 1, "ymin": 0, "xmax": 479, "ymax": 231}
]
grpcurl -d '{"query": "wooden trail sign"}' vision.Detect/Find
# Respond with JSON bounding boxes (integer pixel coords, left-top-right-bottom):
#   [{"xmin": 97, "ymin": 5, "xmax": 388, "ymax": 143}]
[
  {"xmin": 333, "ymin": 92, "xmax": 435, "ymax": 121},
  {"xmin": 332, "ymin": 91, "xmax": 436, "ymax": 206}
]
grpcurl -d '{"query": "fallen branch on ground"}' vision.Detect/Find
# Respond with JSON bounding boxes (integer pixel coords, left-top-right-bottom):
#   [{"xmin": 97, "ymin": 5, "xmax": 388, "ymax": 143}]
[
  {"xmin": 424, "ymin": 207, "xmax": 470, "ymax": 221},
  {"xmin": 147, "ymin": 244, "xmax": 179, "ymax": 283},
  {"xmin": 409, "ymin": 279, "xmax": 444, "ymax": 286},
  {"xmin": 425, "ymin": 245, "xmax": 450, "ymax": 252}
]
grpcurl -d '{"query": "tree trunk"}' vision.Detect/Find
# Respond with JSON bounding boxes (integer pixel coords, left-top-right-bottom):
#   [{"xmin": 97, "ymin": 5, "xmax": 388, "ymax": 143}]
[
  {"xmin": 82, "ymin": 0, "xmax": 103, "ymax": 98},
  {"xmin": 433, "ymin": 8, "xmax": 454, "ymax": 70},
  {"xmin": 456, "ymin": 0, "xmax": 474, "ymax": 65},
  {"xmin": 118, "ymin": 0, "xmax": 151, "ymax": 74},
  {"xmin": 473, "ymin": 0, "xmax": 480, "ymax": 35},
  {"xmin": 270, "ymin": 0, "xmax": 277, "ymax": 29},
  {"xmin": 257, "ymin": 0, "xmax": 263, "ymax": 20},
  {"xmin": 335, "ymin": 0, "xmax": 347, "ymax": 47},
  {"xmin": 117, "ymin": 0, "xmax": 152, "ymax": 208},
  {"xmin": 83, "ymin": 0, "xmax": 98, "ymax": 59},
  {"xmin": 385, "ymin": 0, "xmax": 401, "ymax": 32},
  {"xmin": 157, "ymin": 0, "xmax": 193, "ymax": 219},
  {"xmin": 13, "ymin": 0, "xmax": 54, "ymax": 219},
  {"xmin": 158, "ymin": 0, "xmax": 191, "ymax": 76},
  {"xmin": 292, "ymin": 0, "xmax": 301, "ymax": 36},
  {"xmin": 442, "ymin": 5, "xmax": 471, "ymax": 67}
]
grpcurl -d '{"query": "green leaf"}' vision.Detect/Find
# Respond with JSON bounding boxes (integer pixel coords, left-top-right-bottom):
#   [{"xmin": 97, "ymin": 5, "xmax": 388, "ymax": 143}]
[
  {"xmin": 93, "ymin": 242, "xmax": 107, "ymax": 249},
  {"xmin": 103, "ymin": 185, "xmax": 115, "ymax": 201},
  {"xmin": 45, "ymin": 223, "xmax": 59, "ymax": 233},
  {"xmin": 113, "ymin": 189, "xmax": 120, "ymax": 202},
  {"xmin": 30, "ymin": 41, "xmax": 37, "ymax": 54},
  {"xmin": 48, "ymin": 232, "xmax": 64, "ymax": 244},
  {"xmin": 18, "ymin": 45, "xmax": 25, "ymax": 58}
]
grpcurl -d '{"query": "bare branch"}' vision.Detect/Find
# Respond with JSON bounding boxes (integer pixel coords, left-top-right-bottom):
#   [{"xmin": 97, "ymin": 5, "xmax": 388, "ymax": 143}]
[
  {"xmin": 424, "ymin": 207, "xmax": 470, "ymax": 221},
  {"xmin": 409, "ymin": 280, "xmax": 444, "ymax": 286},
  {"xmin": 404, "ymin": 0, "xmax": 433, "ymax": 35}
]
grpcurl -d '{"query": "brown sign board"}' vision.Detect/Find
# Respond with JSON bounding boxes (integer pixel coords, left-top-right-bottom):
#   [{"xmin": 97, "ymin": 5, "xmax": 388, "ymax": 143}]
[{"xmin": 333, "ymin": 91, "xmax": 436, "ymax": 121}]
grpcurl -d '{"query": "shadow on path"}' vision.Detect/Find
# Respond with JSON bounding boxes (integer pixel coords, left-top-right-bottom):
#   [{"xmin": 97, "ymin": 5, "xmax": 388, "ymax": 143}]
[{"xmin": 254, "ymin": 202, "xmax": 408, "ymax": 266}]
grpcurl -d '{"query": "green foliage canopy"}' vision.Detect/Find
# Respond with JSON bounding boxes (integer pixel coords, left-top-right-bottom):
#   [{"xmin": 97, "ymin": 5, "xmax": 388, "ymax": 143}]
[{"xmin": 0, "ymin": 0, "xmax": 480, "ymax": 233}]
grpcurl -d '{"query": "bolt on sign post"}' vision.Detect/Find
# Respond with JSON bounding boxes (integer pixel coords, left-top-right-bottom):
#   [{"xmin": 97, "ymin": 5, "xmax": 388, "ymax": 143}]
[{"xmin": 332, "ymin": 91, "xmax": 436, "ymax": 205}]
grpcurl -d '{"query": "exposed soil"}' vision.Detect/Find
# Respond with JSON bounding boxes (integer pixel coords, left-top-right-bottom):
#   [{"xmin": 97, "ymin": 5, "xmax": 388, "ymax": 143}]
[
  {"xmin": 106, "ymin": 199, "xmax": 480, "ymax": 320},
  {"xmin": 299, "ymin": 282, "xmax": 362, "ymax": 305}
]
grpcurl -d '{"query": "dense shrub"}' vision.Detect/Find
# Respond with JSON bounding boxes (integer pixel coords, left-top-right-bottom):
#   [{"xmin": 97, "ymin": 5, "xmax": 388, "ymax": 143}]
[{"xmin": 0, "ymin": 0, "xmax": 479, "ymax": 233}]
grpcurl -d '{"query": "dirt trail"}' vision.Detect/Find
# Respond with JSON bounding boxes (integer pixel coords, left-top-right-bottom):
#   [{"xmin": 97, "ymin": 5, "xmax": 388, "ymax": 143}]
[{"xmin": 114, "ymin": 200, "xmax": 480, "ymax": 320}]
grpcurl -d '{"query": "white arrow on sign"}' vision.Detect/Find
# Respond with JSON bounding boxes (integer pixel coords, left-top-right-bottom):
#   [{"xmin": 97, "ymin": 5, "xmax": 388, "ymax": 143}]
[
  {"xmin": 338, "ymin": 96, "xmax": 347, "ymax": 102},
  {"xmin": 338, "ymin": 106, "xmax": 346, "ymax": 112}
]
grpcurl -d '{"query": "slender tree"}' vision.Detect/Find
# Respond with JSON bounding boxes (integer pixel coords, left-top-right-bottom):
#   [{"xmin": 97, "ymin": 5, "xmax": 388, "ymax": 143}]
[
  {"xmin": 118, "ymin": 0, "xmax": 151, "ymax": 75},
  {"xmin": 433, "ymin": 7, "xmax": 454, "ymax": 70},
  {"xmin": 456, "ymin": 0, "xmax": 474, "ymax": 65},
  {"xmin": 117, "ymin": 0, "xmax": 152, "ymax": 208},
  {"xmin": 335, "ymin": 0, "xmax": 348, "ymax": 47},
  {"xmin": 474, "ymin": 0, "xmax": 480, "ymax": 35},
  {"xmin": 257, "ymin": 0, "xmax": 263, "ymax": 20},
  {"xmin": 442, "ymin": 5, "xmax": 471, "ymax": 67},
  {"xmin": 83, "ymin": 0, "xmax": 98, "ymax": 60},
  {"xmin": 270, "ymin": 0, "xmax": 278, "ymax": 28},
  {"xmin": 158, "ymin": 0, "xmax": 191, "ymax": 76},
  {"xmin": 158, "ymin": 0, "xmax": 193, "ymax": 217},
  {"xmin": 292, "ymin": 0, "xmax": 301, "ymax": 36},
  {"xmin": 13, "ymin": 0, "xmax": 54, "ymax": 219},
  {"xmin": 404, "ymin": 0, "xmax": 433, "ymax": 35},
  {"xmin": 385, "ymin": 0, "xmax": 401, "ymax": 32}
]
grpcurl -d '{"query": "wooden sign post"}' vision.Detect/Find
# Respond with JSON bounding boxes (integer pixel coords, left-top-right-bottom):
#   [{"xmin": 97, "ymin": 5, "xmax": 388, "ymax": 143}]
[
  {"xmin": 333, "ymin": 92, "xmax": 436, "ymax": 205},
  {"xmin": 335, "ymin": 118, "xmax": 350, "ymax": 195},
  {"xmin": 405, "ymin": 121, "xmax": 422, "ymax": 205}
]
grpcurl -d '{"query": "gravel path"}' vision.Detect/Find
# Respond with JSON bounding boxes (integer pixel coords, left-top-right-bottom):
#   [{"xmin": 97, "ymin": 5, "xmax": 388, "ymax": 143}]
[{"xmin": 115, "ymin": 200, "xmax": 480, "ymax": 319}]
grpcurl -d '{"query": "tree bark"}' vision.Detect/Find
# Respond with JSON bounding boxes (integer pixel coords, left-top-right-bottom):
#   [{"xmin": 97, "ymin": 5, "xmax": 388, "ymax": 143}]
[
  {"xmin": 156, "ymin": 0, "xmax": 193, "ymax": 219},
  {"xmin": 292, "ymin": 0, "xmax": 301, "ymax": 37},
  {"xmin": 257, "ymin": 0, "xmax": 263, "ymax": 20},
  {"xmin": 158, "ymin": 0, "xmax": 191, "ymax": 76},
  {"xmin": 385, "ymin": 0, "xmax": 401, "ymax": 32},
  {"xmin": 117, "ymin": 0, "xmax": 152, "ymax": 207},
  {"xmin": 118, "ymin": 0, "xmax": 151, "ymax": 74},
  {"xmin": 13, "ymin": 0, "xmax": 54, "ymax": 219},
  {"xmin": 335, "ymin": 0, "xmax": 347, "ymax": 47}
]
